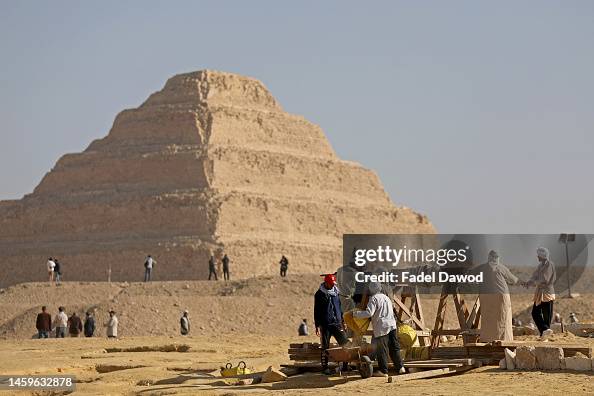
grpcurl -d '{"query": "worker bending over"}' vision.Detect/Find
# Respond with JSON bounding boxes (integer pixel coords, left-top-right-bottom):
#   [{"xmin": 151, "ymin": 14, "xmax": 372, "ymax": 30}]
[{"xmin": 353, "ymin": 282, "xmax": 405, "ymax": 377}]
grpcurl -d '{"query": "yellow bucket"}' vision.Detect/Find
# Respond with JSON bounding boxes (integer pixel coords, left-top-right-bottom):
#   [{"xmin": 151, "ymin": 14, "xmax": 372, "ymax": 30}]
[
  {"xmin": 220, "ymin": 361, "xmax": 252, "ymax": 377},
  {"xmin": 344, "ymin": 311, "xmax": 371, "ymax": 337}
]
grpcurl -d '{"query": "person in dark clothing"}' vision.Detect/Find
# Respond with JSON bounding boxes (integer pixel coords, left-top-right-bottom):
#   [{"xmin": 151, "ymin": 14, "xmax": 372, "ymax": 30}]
[
  {"xmin": 144, "ymin": 255, "xmax": 156, "ymax": 282},
  {"xmin": 279, "ymin": 255, "xmax": 288, "ymax": 277},
  {"xmin": 84, "ymin": 311, "xmax": 95, "ymax": 337},
  {"xmin": 314, "ymin": 273, "xmax": 348, "ymax": 374},
  {"xmin": 36, "ymin": 306, "xmax": 52, "ymax": 339},
  {"xmin": 54, "ymin": 259, "xmax": 62, "ymax": 285},
  {"xmin": 208, "ymin": 254, "xmax": 218, "ymax": 280},
  {"xmin": 222, "ymin": 254, "xmax": 230, "ymax": 281},
  {"xmin": 68, "ymin": 312, "xmax": 83, "ymax": 337}
]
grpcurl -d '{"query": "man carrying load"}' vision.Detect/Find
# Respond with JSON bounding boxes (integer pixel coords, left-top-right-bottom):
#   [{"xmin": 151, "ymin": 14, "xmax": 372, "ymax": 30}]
[{"xmin": 353, "ymin": 282, "xmax": 405, "ymax": 377}]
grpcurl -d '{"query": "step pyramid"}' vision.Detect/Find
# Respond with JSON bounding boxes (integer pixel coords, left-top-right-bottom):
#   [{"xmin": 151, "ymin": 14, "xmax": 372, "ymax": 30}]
[{"xmin": 0, "ymin": 70, "xmax": 434, "ymax": 287}]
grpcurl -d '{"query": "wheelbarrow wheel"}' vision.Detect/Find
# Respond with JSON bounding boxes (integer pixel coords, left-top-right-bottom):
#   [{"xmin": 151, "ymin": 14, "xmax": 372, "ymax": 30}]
[{"xmin": 358, "ymin": 355, "xmax": 373, "ymax": 379}]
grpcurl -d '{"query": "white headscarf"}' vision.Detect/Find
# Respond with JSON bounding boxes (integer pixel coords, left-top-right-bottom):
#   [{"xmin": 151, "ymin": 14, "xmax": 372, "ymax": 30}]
[
  {"xmin": 488, "ymin": 250, "xmax": 500, "ymax": 266},
  {"xmin": 536, "ymin": 247, "xmax": 550, "ymax": 260},
  {"xmin": 368, "ymin": 282, "xmax": 382, "ymax": 296}
]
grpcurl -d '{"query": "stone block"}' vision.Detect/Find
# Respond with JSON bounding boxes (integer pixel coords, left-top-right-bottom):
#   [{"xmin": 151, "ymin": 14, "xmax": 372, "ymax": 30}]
[
  {"xmin": 534, "ymin": 347, "xmax": 564, "ymax": 370},
  {"xmin": 564, "ymin": 353, "xmax": 592, "ymax": 371},
  {"xmin": 261, "ymin": 366, "xmax": 287, "ymax": 383},
  {"xmin": 515, "ymin": 346, "xmax": 536, "ymax": 370},
  {"xmin": 504, "ymin": 348, "xmax": 516, "ymax": 370}
]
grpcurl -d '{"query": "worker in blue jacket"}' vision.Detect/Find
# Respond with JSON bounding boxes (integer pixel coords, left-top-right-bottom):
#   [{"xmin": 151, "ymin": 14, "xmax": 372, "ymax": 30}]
[{"xmin": 314, "ymin": 273, "xmax": 348, "ymax": 374}]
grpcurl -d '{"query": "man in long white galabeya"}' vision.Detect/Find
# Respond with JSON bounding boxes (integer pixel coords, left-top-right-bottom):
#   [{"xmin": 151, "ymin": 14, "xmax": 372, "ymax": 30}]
[{"xmin": 473, "ymin": 250, "xmax": 519, "ymax": 342}]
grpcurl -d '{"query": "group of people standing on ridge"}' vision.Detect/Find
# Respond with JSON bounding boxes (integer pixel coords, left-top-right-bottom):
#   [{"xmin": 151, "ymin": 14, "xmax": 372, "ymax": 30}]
[
  {"xmin": 207, "ymin": 252, "xmax": 232, "ymax": 281},
  {"xmin": 46, "ymin": 252, "xmax": 289, "ymax": 285},
  {"xmin": 35, "ymin": 306, "xmax": 118, "ymax": 339}
]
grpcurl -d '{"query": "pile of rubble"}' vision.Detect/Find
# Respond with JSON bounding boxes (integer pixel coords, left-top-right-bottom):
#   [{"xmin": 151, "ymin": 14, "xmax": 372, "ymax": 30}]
[{"xmin": 500, "ymin": 346, "xmax": 593, "ymax": 371}]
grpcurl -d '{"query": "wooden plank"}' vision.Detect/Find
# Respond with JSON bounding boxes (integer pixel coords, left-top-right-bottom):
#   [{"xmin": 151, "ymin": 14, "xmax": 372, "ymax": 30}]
[
  {"xmin": 404, "ymin": 362, "xmax": 464, "ymax": 368},
  {"xmin": 412, "ymin": 289, "xmax": 426, "ymax": 329},
  {"xmin": 393, "ymin": 364, "xmax": 476, "ymax": 382},
  {"xmin": 405, "ymin": 358, "xmax": 476, "ymax": 365},
  {"xmin": 433, "ymin": 329, "xmax": 480, "ymax": 336},
  {"xmin": 472, "ymin": 305, "xmax": 481, "ymax": 329},
  {"xmin": 431, "ymin": 290, "xmax": 448, "ymax": 348},
  {"xmin": 393, "ymin": 297, "xmax": 426, "ymax": 330},
  {"xmin": 453, "ymin": 292, "xmax": 469, "ymax": 329},
  {"xmin": 467, "ymin": 298, "xmax": 480, "ymax": 329},
  {"xmin": 393, "ymin": 367, "xmax": 451, "ymax": 381}
]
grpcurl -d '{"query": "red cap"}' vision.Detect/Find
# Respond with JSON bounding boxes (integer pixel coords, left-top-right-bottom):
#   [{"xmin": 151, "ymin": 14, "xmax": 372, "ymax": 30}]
[{"xmin": 323, "ymin": 274, "xmax": 336, "ymax": 286}]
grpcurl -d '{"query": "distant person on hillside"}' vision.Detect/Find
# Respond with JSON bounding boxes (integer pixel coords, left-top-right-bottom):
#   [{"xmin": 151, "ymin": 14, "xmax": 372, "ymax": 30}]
[
  {"xmin": 84, "ymin": 311, "xmax": 96, "ymax": 337},
  {"xmin": 53, "ymin": 306, "xmax": 68, "ymax": 338},
  {"xmin": 144, "ymin": 255, "xmax": 156, "ymax": 282},
  {"xmin": 47, "ymin": 257, "xmax": 56, "ymax": 282},
  {"xmin": 279, "ymin": 255, "xmax": 289, "ymax": 277},
  {"xmin": 68, "ymin": 312, "xmax": 83, "ymax": 337},
  {"xmin": 222, "ymin": 254, "xmax": 230, "ymax": 281},
  {"xmin": 180, "ymin": 310, "xmax": 190, "ymax": 335},
  {"xmin": 35, "ymin": 306, "xmax": 52, "ymax": 339},
  {"xmin": 208, "ymin": 254, "xmax": 218, "ymax": 280},
  {"xmin": 298, "ymin": 318, "xmax": 309, "ymax": 336},
  {"xmin": 106, "ymin": 310, "xmax": 118, "ymax": 338},
  {"xmin": 54, "ymin": 259, "xmax": 62, "ymax": 285}
]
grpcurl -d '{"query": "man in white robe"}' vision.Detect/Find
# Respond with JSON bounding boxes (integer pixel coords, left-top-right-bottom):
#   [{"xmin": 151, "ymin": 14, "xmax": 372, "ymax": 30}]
[{"xmin": 472, "ymin": 250, "xmax": 518, "ymax": 342}]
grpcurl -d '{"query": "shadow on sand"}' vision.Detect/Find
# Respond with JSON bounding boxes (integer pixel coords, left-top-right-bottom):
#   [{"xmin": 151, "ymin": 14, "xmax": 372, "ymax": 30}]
[{"xmin": 138, "ymin": 371, "xmax": 359, "ymax": 393}]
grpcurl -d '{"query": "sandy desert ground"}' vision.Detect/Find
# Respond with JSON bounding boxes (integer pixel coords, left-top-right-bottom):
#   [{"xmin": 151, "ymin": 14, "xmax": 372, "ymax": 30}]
[
  {"xmin": 0, "ymin": 333, "xmax": 593, "ymax": 396},
  {"xmin": 0, "ymin": 273, "xmax": 593, "ymax": 395}
]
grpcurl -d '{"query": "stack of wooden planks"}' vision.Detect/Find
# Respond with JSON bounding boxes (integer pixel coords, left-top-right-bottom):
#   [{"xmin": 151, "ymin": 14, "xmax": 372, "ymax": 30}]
[
  {"xmin": 287, "ymin": 341, "xmax": 593, "ymax": 371},
  {"xmin": 287, "ymin": 342, "xmax": 329, "ymax": 368},
  {"xmin": 287, "ymin": 342, "xmax": 482, "ymax": 372}
]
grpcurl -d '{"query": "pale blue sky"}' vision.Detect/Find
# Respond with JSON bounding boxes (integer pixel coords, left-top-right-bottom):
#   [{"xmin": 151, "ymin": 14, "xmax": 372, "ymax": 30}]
[{"xmin": 1, "ymin": 1, "xmax": 593, "ymax": 233}]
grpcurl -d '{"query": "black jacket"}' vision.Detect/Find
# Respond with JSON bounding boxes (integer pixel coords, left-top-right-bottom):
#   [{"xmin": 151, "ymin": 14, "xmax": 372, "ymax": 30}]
[
  {"xmin": 314, "ymin": 285, "xmax": 343, "ymax": 328},
  {"xmin": 84, "ymin": 317, "xmax": 95, "ymax": 337}
]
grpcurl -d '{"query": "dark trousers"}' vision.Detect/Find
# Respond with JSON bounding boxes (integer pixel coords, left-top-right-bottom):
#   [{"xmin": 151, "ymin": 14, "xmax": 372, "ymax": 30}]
[
  {"xmin": 223, "ymin": 268, "xmax": 230, "ymax": 280},
  {"xmin": 532, "ymin": 300, "xmax": 554, "ymax": 335},
  {"xmin": 375, "ymin": 329, "xmax": 403, "ymax": 374},
  {"xmin": 144, "ymin": 268, "xmax": 152, "ymax": 282},
  {"xmin": 320, "ymin": 324, "xmax": 348, "ymax": 369},
  {"xmin": 280, "ymin": 268, "xmax": 287, "ymax": 277},
  {"xmin": 208, "ymin": 269, "xmax": 218, "ymax": 280}
]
